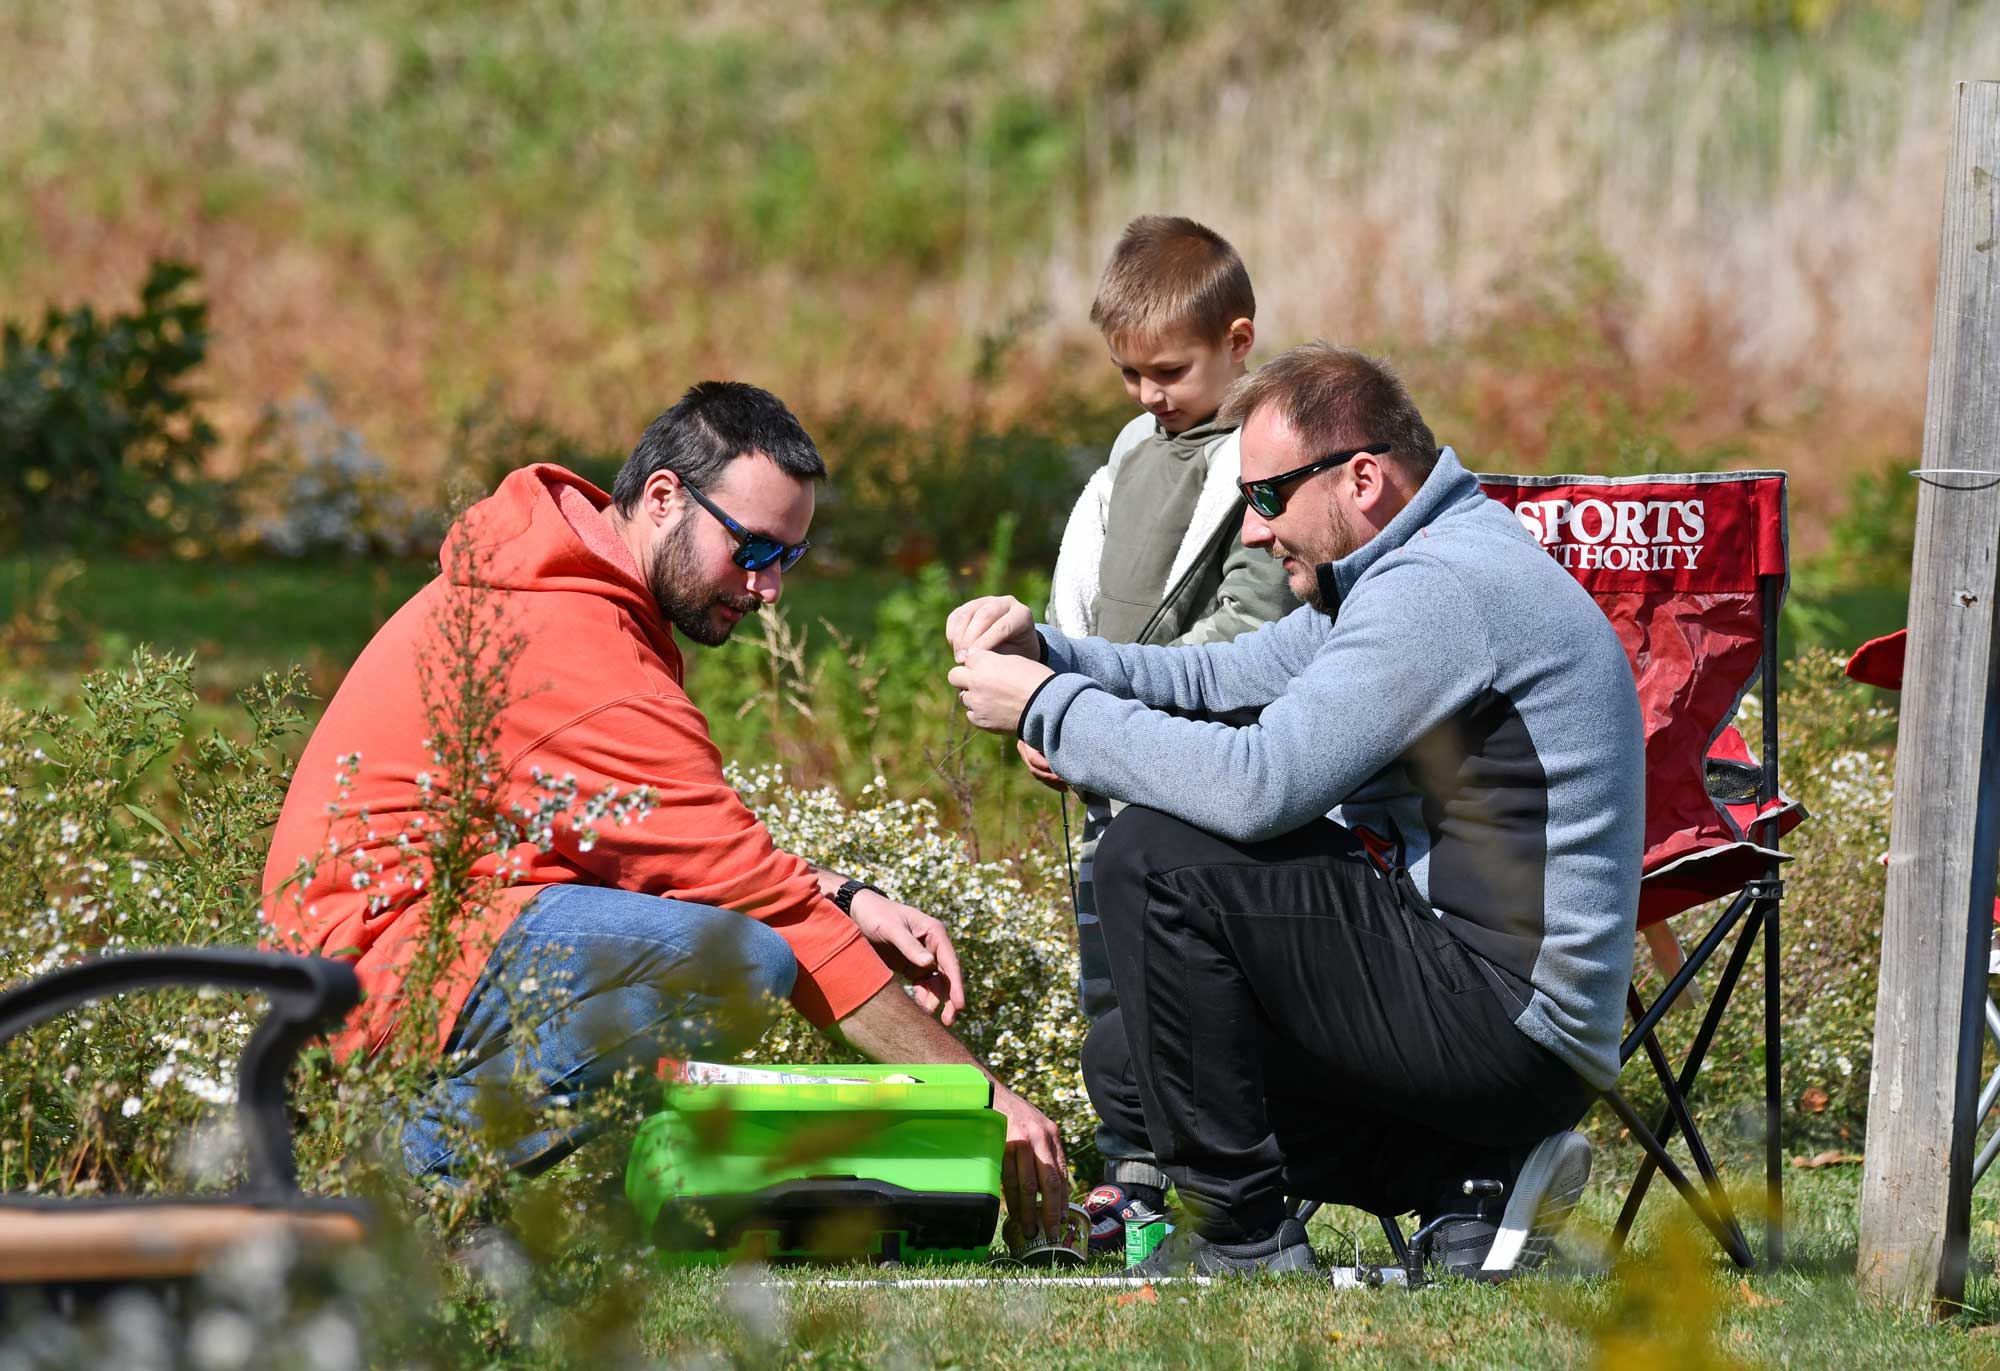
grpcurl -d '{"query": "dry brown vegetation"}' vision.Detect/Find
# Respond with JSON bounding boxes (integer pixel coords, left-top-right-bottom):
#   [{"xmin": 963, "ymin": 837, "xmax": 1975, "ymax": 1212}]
[{"xmin": 1, "ymin": 1, "xmax": 1981, "ymax": 542}]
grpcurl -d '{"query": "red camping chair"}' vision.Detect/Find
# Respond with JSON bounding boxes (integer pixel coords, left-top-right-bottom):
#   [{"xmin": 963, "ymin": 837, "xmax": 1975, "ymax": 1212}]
[{"xmin": 1475, "ymin": 469, "xmax": 1801, "ymax": 1269}]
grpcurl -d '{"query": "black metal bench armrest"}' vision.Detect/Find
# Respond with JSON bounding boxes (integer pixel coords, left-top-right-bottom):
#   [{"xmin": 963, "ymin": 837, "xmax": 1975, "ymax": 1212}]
[{"xmin": 0, "ymin": 950, "xmax": 361, "ymax": 1197}]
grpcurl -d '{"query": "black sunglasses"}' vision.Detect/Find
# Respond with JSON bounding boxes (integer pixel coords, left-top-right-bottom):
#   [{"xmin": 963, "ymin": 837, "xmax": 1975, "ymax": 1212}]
[
  {"xmin": 1238, "ymin": 444, "xmax": 1394, "ymax": 519},
  {"xmin": 683, "ymin": 482, "xmax": 811, "ymax": 572}
]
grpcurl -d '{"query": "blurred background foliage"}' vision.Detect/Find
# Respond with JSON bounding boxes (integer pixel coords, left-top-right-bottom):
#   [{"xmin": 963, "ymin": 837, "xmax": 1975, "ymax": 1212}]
[{"xmin": 0, "ymin": 0, "xmax": 1971, "ymax": 520}]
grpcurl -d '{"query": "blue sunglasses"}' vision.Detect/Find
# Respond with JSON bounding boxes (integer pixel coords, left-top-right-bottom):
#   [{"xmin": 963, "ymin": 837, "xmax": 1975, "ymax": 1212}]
[{"xmin": 683, "ymin": 482, "xmax": 811, "ymax": 572}]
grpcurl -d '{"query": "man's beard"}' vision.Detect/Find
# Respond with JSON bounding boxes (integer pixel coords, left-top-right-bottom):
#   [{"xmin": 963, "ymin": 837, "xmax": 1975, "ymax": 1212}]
[
  {"xmin": 647, "ymin": 517, "xmax": 762, "ymax": 647},
  {"xmin": 1296, "ymin": 506, "xmax": 1368, "ymax": 613}
]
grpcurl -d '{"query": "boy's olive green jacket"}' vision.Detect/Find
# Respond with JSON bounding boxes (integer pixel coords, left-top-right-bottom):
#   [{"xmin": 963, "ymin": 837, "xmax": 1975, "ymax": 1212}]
[{"xmin": 1046, "ymin": 412, "xmax": 1296, "ymax": 647}]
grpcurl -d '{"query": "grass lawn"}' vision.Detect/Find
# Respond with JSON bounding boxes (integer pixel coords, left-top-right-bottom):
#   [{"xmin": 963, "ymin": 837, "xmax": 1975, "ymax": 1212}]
[
  {"xmin": 443, "ymin": 1167, "xmax": 2000, "ymax": 1369},
  {"xmin": 0, "ymin": 554, "xmax": 905, "ymax": 705}
]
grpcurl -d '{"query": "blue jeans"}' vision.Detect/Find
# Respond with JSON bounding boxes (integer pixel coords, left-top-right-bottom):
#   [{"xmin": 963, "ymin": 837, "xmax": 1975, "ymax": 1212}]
[{"xmin": 400, "ymin": 883, "xmax": 797, "ymax": 1179}]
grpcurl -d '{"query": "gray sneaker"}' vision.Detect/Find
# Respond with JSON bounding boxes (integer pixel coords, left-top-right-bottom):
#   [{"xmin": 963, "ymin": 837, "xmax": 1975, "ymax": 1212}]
[
  {"xmin": 1417, "ymin": 1131, "xmax": 1593, "ymax": 1281},
  {"xmin": 1479, "ymin": 1130, "xmax": 1592, "ymax": 1277},
  {"xmin": 1128, "ymin": 1216, "xmax": 1318, "ymax": 1279}
]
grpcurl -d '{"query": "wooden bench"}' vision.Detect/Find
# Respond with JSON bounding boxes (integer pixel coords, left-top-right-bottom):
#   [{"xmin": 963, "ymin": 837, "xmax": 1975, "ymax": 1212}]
[{"xmin": 0, "ymin": 950, "xmax": 369, "ymax": 1292}]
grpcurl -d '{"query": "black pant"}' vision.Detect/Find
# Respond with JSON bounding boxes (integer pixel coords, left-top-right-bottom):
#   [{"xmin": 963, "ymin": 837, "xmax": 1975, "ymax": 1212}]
[{"xmin": 1082, "ymin": 806, "xmax": 1595, "ymax": 1243}]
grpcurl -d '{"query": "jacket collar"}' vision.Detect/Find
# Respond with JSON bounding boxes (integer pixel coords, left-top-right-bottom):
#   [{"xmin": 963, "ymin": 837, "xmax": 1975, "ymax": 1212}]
[
  {"xmin": 1313, "ymin": 446, "xmax": 1476, "ymax": 614},
  {"xmin": 1153, "ymin": 413, "xmax": 1231, "ymax": 450}
]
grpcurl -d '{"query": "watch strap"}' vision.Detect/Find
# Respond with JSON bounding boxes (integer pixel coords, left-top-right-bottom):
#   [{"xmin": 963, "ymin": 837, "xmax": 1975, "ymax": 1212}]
[{"xmin": 831, "ymin": 878, "xmax": 884, "ymax": 915}]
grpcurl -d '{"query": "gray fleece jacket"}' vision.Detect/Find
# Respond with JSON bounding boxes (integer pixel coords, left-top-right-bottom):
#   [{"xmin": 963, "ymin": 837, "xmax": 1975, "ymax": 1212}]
[{"xmin": 1020, "ymin": 448, "xmax": 1645, "ymax": 1088}]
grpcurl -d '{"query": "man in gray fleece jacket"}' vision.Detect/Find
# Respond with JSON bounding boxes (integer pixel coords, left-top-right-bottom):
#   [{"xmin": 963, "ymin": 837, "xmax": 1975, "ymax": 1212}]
[{"xmin": 946, "ymin": 344, "xmax": 1644, "ymax": 1279}]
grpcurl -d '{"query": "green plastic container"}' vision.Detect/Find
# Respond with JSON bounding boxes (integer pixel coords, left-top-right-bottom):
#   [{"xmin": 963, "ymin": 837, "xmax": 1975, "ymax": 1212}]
[{"xmin": 625, "ymin": 1063, "xmax": 1006, "ymax": 1265}]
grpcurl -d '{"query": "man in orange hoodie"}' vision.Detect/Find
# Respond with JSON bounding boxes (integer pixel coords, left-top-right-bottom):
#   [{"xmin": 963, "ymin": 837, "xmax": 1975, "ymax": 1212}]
[{"xmin": 262, "ymin": 381, "xmax": 1069, "ymax": 1235}]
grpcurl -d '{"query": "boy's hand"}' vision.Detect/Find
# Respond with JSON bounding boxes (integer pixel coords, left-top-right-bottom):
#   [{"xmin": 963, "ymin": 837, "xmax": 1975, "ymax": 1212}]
[
  {"xmin": 1016, "ymin": 739, "xmax": 1067, "ymax": 791},
  {"xmin": 945, "ymin": 596, "xmax": 1041, "ymax": 660},
  {"xmin": 948, "ymin": 649, "xmax": 1053, "ymax": 734}
]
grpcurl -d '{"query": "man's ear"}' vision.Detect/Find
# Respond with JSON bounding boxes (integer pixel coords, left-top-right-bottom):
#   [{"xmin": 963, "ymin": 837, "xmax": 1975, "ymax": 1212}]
[
  {"xmin": 1227, "ymin": 317, "xmax": 1255, "ymax": 364},
  {"xmin": 1348, "ymin": 453, "xmax": 1388, "ymax": 514},
  {"xmin": 641, "ymin": 467, "xmax": 686, "ymax": 525}
]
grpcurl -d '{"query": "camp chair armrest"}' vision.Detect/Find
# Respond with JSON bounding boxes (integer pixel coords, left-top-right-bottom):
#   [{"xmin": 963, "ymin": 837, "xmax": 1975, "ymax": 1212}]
[{"xmin": 0, "ymin": 949, "xmax": 361, "ymax": 1195}]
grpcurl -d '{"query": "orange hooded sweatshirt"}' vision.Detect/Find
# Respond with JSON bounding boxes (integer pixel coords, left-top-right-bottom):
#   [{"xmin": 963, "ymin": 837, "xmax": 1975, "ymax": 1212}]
[{"xmin": 260, "ymin": 464, "xmax": 892, "ymax": 1058}]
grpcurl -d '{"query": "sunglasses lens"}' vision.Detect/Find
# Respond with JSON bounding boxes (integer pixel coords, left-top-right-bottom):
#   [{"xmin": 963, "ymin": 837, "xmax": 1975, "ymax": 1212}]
[
  {"xmin": 1250, "ymin": 486, "xmax": 1282, "ymax": 518},
  {"xmin": 734, "ymin": 539, "xmax": 783, "ymax": 570},
  {"xmin": 734, "ymin": 537, "xmax": 807, "ymax": 572}
]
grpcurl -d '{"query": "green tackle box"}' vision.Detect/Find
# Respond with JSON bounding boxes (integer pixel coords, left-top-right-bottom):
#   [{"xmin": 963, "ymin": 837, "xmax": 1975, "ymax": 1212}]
[{"xmin": 625, "ymin": 1063, "xmax": 1006, "ymax": 1264}]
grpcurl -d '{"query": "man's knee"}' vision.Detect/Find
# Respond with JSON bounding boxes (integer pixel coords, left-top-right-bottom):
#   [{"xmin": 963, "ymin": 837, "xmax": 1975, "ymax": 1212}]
[
  {"xmin": 1095, "ymin": 806, "xmax": 1199, "ymax": 928},
  {"xmin": 736, "ymin": 915, "xmax": 799, "ymax": 1005},
  {"xmin": 682, "ymin": 904, "xmax": 797, "ymax": 1007}
]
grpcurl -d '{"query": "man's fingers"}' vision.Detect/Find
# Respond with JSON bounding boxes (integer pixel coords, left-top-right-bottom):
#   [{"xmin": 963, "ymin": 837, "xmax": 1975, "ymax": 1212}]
[
  {"xmin": 925, "ymin": 923, "xmax": 966, "ymax": 1015},
  {"xmin": 911, "ymin": 971, "xmax": 955, "ymax": 1025},
  {"xmin": 970, "ymin": 615, "xmax": 1020, "ymax": 654},
  {"xmin": 1004, "ymin": 1143, "xmax": 1037, "ymax": 1237},
  {"xmin": 1035, "ymin": 1128, "xmax": 1068, "ymax": 1236},
  {"xmin": 880, "ymin": 919, "xmax": 933, "ymax": 972}
]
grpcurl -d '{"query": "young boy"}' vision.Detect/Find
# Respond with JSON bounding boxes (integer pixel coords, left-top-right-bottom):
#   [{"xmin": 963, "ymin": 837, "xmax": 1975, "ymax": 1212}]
[{"xmin": 1031, "ymin": 215, "xmax": 1297, "ymax": 1252}]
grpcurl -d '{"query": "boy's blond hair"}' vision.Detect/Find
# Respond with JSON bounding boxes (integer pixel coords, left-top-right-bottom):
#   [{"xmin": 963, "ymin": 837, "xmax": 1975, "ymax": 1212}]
[{"xmin": 1089, "ymin": 215, "xmax": 1255, "ymax": 345}]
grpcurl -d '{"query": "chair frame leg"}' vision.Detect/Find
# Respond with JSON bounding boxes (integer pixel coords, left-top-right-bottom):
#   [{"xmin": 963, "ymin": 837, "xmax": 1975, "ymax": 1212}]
[
  {"xmin": 1612, "ymin": 904, "xmax": 1765, "ymax": 1257},
  {"xmin": 1762, "ymin": 890, "xmax": 1783, "ymax": 1266},
  {"xmin": 1601, "ymin": 1086, "xmax": 1756, "ymax": 1268},
  {"xmin": 1757, "ymin": 571, "xmax": 1785, "ymax": 1268}
]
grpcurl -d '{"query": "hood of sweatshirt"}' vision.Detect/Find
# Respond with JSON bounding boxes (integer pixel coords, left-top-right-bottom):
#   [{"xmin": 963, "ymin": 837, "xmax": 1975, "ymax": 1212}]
[{"xmin": 446, "ymin": 463, "xmax": 681, "ymax": 668}]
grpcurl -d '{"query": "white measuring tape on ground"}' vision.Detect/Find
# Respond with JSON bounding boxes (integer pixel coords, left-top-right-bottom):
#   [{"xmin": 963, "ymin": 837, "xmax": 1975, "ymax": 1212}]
[{"xmin": 767, "ymin": 1266, "xmax": 1414, "ymax": 1290}]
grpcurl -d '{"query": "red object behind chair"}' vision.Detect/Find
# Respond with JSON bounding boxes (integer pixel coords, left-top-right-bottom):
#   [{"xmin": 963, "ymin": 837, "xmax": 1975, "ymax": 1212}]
[{"xmin": 1477, "ymin": 472, "xmax": 1801, "ymax": 927}]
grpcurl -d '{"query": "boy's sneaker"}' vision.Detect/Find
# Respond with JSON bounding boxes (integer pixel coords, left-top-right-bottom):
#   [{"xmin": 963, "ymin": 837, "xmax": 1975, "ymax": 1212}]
[
  {"xmin": 1128, "ymin": 1216, "xmax": 1317, "ymax": 1279},
  {"xmin": 1420, "ymin": 1131, "xmax": 1592, "ymax": 1280},
  {"xmin": 1082, "ymin": 1182, "xmax": 1168, "ymax": 1258}
]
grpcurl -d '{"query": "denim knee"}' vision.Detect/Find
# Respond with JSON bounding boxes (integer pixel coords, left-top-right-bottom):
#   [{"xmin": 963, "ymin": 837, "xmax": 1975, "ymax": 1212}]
[{"xmin": 734, "ymin": 915, "xmax": 798, "ymax": 1004}]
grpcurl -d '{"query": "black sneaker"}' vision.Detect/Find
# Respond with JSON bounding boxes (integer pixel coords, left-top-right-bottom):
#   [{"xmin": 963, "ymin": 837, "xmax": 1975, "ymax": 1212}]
[
  {"xmin": 1418, "ymin": 1215, "xmax": 1500, "ymax": 1278},
  {"xmin": 1128, "ymin": 1216, "xmax": 1317, "ymax": 1279},
  {"xmin": 1082, "ymin": 1182, "xmax": 1168, "ymax": 1258},
  {"xmin": 1420, "ymin": 1131, "xmax": 1591, "ymax": 1281}
]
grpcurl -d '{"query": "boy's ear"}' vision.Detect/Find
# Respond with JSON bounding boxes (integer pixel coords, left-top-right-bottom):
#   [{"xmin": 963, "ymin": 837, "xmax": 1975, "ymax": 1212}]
[{"xmin": 1227, "ymin": 317, "xmax": 1255, "ymax": 363}]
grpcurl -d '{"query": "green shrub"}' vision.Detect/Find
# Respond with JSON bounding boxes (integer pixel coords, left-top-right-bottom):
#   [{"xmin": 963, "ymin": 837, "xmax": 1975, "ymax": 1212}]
[
  {"xmin": 0, "ymin": 261, "xmax": 224, "ymax": 554},
  {"xmin": 240, "ymin": 386, "xmax": 444, "ymax": 560},
  {"xmin": 0, "ymin": 649, "xmax": 307, "ymax": 1192}
]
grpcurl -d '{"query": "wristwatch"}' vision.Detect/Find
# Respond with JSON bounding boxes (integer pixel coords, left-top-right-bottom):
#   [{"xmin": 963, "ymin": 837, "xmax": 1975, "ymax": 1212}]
[{"xmin": 831, "ymin": 878, "xmax": 885, "ymax": 915}]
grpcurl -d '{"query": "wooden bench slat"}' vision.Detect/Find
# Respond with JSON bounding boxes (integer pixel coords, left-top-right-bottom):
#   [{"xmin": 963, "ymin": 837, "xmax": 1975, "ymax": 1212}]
[{"xmin": 0, "ymin": 1207, "xmax": 367, "ymax": 1283}]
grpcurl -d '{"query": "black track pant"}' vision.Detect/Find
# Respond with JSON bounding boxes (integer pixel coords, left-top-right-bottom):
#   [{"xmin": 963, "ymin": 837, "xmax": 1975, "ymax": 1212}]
[{"xmin": 1081, "ymin": 806, "xmax": 1595, "ymax": 1243}]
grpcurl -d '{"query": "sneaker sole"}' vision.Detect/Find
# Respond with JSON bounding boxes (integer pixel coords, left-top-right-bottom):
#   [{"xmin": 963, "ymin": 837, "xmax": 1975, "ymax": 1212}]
[{"xmin": 1481, "ymin": 1132, "xmax": 1591, "ymax": 1275}]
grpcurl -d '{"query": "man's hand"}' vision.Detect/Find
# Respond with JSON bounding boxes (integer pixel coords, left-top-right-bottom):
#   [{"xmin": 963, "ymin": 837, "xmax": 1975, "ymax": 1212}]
[
  {"xmin": 991, "ymin": 1081, "xmax": 1071, "ymax": 1239},
  {"xmin": 830, "ymin": 984, "xmax": 1072, "ymax": 1238},
  {"xmin": 1015, "ymin": 739, "xmax": 1067, "ymax": 792},
  {"xmin": 847, "ymin": 891, "xmax": 965, "ymax": 1027},
  {"xmin": 945, "ymin": 596, "xmax": 1041, "ymax": 660},
  {"xmin": 948, "ymin": 649, "xmax": 1054, "ymax": 734}
]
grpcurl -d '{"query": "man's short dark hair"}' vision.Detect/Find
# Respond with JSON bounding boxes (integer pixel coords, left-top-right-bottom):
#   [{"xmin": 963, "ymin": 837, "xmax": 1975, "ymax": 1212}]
[
  {"xmin": 1220, "ymin": 343, "xmax": 1439, "ymax": 483},
  {"xmin": 612, "ymin": 381, "xmax": 826, "ymax": 513}
]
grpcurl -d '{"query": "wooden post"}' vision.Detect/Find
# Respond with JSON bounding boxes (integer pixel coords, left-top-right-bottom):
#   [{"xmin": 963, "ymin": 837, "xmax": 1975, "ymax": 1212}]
[{"xmin": 1856, "ymin": 79, "xmax": 2000, "ymax": 1312}]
